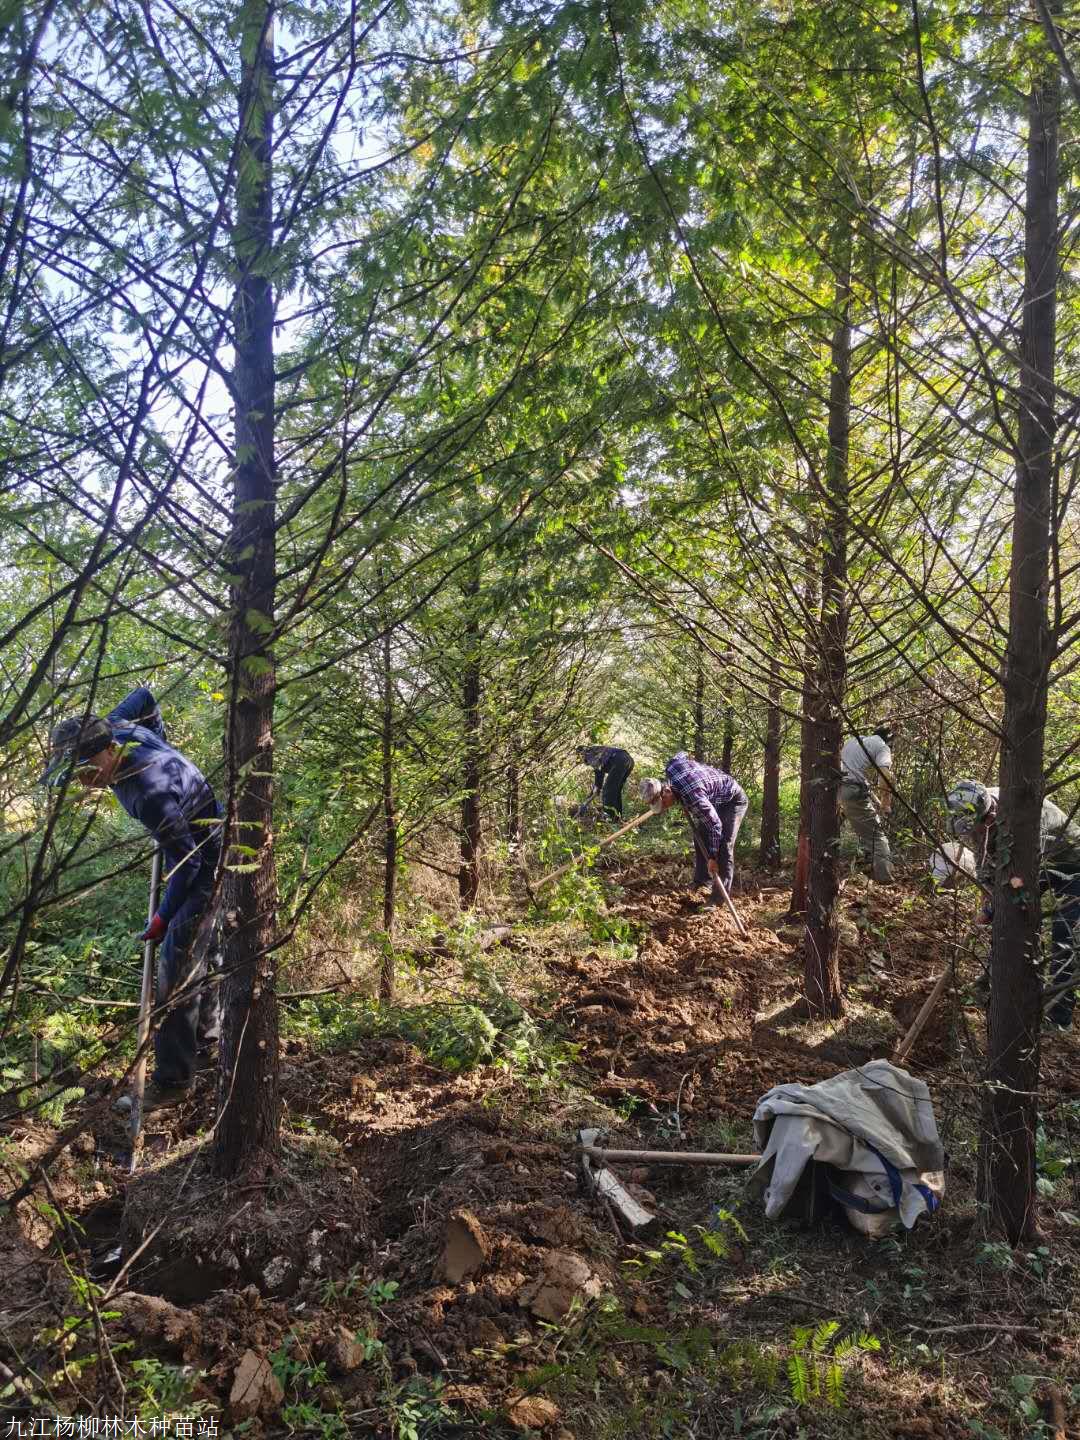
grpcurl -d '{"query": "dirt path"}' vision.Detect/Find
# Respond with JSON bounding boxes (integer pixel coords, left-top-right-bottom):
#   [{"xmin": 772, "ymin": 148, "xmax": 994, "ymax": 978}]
[{"xmin": 3, "ymin": 855, "xmax": 1079, "ymax": 1436}]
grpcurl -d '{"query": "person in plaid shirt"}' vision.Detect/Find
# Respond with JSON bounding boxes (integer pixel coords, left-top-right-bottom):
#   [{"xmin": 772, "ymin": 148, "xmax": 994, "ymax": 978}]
[{"xmin": 641, "ymin": 752, "xmax": 748, "ymax": 899}]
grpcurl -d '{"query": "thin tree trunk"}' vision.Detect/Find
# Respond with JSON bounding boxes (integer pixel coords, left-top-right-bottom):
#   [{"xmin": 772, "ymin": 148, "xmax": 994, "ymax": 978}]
[
  {"xmin": 216, "ymin": 0, "xmax": 279, "ymax": 1179},
  {"xmin": 507, "ymin": 762, "xmax": 521, "ymax": 846},
  {"xmin": 693, "ymin": 639, "xmax": 706, "ymax": 762},
  {"xmin": 459, "ymin": 578, "xmax": 482, "ymax": 908},
  {"xmin": 789, "ymin": 565, "xmax": 819, "ymax": 916},
  {"xmin": 721, "ymin": 705, "xmax": 734, "ymax": 773},
  {"xmin": 379, "ymin": 623, "xmax": 397, "ymax": 1001},
  {"xmin": 759, "ymin": 658, "xmax": 782, "ymax": 869},
  {"xmin": 804, "ymin": 253, "xmax": 851, "ymax": 1021},
  {"xmin": 980, "ymin": 50, "xmax": 1059, "ymax": 1244}
]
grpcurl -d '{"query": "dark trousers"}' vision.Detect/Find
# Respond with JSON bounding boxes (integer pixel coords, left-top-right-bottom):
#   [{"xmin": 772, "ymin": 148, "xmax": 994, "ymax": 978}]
[
  {"xmin": 154, "ymin": 875, "xmax": 220, "ymax": 1087},
  {"xmin": 692, "ymin": 798, "xmax": 748, "ymax": 891},
  {"xmin": 601, "ymin": 754, "xmax": 634, "ymax": 819},
  {"xmin": 1047, "ymin": 872, "xmax": 1080, "ymax": 1026}
]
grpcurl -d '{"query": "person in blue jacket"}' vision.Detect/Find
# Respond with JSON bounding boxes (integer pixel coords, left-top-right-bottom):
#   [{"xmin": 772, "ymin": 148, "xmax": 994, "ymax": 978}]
[{"xmin": 42, "ymin": 687, "xmax": 222, "ymax": 1105}]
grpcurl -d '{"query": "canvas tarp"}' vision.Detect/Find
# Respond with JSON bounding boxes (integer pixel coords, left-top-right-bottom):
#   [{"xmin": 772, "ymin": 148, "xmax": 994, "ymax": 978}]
[{"xmin": 751, "ymin": 1060, "xmax": 945, "ymax": 1230}]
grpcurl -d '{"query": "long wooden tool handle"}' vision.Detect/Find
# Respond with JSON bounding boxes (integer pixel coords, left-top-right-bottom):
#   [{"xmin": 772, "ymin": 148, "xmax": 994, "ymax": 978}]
[
  {"xmin": 535, "ymin": 806, "xmax": 659, "ymax": 890},
  {"xmin": 129, "ymin": 843, "xmax": 163, "ymax": 1170},
  {"xmin": 582, "ymin": 1144, "xmax": 761, "ymax": 1166},
  {"xmin": 711, "ymin": 873, "xmax": 748, "ymax": 937},
  {"xmin": 894, "ymin": 966, "xmax": 951, "ymax": 1065}
]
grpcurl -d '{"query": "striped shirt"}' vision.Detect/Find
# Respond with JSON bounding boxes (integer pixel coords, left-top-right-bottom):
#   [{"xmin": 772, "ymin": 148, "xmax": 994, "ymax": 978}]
[{"xmin": 665, "ymin": 751, "xmax": 747, "ymax": 854}]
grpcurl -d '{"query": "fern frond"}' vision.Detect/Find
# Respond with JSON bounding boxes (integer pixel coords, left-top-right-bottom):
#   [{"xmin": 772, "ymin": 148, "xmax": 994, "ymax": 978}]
[
  {"xmin": 696, "ymin": 1226, "xmax": 729, "ymax": 1258},
  {"xmin": 713, "ymin": 1207, "xmax": 749, "ymax": 1242},
  {"xmin": 788, "ymin": 1353, "xmax": 810, "ymax": 1405},
  {"xmin": 826, "ymin": 1362, "xmax": 845, "ymax": 1409},
  {"xmin": 756, "ymin": 1351, "xmax": 780, "ymax": 1390},
  {"xmin": 812, "ymin": 1319, "xmax": 840, "ymax": 1352}
]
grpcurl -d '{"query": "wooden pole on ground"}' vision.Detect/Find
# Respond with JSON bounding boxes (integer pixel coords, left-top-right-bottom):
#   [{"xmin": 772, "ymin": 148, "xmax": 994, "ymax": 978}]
[
  {"xmin": 893, "ymin": 966, "xmax": 952, "ymax": 1065},
  {"xmin": 129, "ymin": 843, "xmax": 163, "ymax": 1173},
  {"xmin": 711, "ymin": 873, "xmax": 748, "ymax": 937},
  {"xmin": 580, "ymin": 1143, "xmax": 761, "ymax": 1167}
]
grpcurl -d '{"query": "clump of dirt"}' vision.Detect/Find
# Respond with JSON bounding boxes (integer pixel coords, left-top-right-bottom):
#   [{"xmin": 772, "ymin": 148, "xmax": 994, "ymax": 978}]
[{"xmin": 439, "ymin": 1208, "xmax": 489, "ymax": 1282}]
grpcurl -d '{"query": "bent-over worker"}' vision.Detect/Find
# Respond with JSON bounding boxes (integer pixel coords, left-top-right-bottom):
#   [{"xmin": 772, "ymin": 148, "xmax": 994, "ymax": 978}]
[
  {"xmin": 42, "ymin": 686, "xmax": 222, "ymax": 1105},
  {"xmin": 579, "ymin": 744, "xmax": 635, "ymax": 820},
  {"xmin": 641, "ymin": 752, "xmax": 748, "ymax": 902},
  {"xmin": 840, "ymin": 724, "xmax": 895, "ymax": 884},
  {"xmin": 946, "ymin": 779, "xmax": 1080, "ymax": 1031}
]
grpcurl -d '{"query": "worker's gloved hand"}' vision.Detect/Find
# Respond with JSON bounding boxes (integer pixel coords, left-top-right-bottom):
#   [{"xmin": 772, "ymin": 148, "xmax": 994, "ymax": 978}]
[
  {"xmin": 707, "ymin": 858, "xmax": 719, "ymax": 879},
  {"xmin": 141, "ymin": 913, "xmax": 167, "ymax": 944}
]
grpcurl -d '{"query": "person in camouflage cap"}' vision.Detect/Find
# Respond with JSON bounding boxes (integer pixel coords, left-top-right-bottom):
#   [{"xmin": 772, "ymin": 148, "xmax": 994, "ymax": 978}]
[{"xmin": 946, "ymin": 779, "xmax": 1080, "ymax": 1030}]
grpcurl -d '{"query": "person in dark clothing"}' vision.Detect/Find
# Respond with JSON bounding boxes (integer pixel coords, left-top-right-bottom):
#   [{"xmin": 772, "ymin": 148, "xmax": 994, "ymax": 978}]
[
  {"xmin": 641, "ymin": 752, "xmax": 749, "ymax": 900},
  {"xmin": 42, "ymin": 687, "xmax": 222, "ymax": 1104},
  {"xmin": 578, "ymin": 744, "xmax": 635, "ymax": 820}
]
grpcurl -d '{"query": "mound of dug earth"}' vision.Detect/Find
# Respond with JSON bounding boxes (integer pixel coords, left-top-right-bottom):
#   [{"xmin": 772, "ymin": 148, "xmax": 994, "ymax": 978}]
[{"xmin": 120, "ymin": 1135, "xmax": 370, "ymax": 1303}]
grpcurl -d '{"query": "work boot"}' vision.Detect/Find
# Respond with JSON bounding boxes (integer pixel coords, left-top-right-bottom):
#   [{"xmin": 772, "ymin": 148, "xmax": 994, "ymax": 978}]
[{"xmin": 114, "ymin": 1079, "xmax": 193, "ymax": 1114}]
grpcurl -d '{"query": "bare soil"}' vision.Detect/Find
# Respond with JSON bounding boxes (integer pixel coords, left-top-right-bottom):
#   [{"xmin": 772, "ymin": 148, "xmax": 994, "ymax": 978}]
[{"xmin": 3, "ymin": 854, "xmax": 1079, "ymax": 1437}]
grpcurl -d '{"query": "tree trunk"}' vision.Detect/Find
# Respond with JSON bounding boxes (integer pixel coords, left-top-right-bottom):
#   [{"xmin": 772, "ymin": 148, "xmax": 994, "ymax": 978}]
[
  {"xmin": 693, "ymin": 639, "xmax": 706, "ymax": 762},
  {"xmin": 980, "ymin": 50, "xmax": 1059, "ymax": 1244},
  {"xmin": 379, "ymin": 623, "xmax": 397, "ymax": 1001},
  {"xmin": 507, "ymin": 762, "xmax": 522, "ymax": 846},
  {"xmin": 459, "ymin": 579, "xmax": 482, "ymax": 907},
  {"xmin": 759, "ymin": 658, "xmax": 782, "ymax": 869},
  {"xmin": 804, "ymin": 253, "xmax": 851, "ymax": 1021},
  {"xmin": 721, "ymin": 705, "xmax": 734, "ymax": 773},
  {"xmin": 789, "ymin": 558, "xmax": 819, "ymax": 916},
  {"xmin": 216, "ymin": 0, "xmax": 280, "ymax": 1179}
]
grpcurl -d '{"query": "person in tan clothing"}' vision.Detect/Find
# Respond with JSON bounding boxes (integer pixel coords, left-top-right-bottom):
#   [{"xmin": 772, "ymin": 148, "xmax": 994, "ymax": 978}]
[{"xmin": 839, "ymin": 724, "xmax": 895, "ymax": 884}]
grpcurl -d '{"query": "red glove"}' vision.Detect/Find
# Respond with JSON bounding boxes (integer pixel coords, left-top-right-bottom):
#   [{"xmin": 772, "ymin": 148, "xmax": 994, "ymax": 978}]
[{"xmin": 141, "ymin": 913, "xmax": 167, "ymax": 944}]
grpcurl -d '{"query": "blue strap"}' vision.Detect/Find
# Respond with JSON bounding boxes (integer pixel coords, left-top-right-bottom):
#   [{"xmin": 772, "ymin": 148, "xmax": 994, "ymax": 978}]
[
  {"xmin": 914, "ymin": 1183, "xmax": 940, "ymax": 1213},
  {"xmin": 866, "ymin": 1144, "xmax": 904, "ymax": 1208},
  {"xmin": 826, "ymin": 1179, "xmax": 892, "ymax": 1214}
]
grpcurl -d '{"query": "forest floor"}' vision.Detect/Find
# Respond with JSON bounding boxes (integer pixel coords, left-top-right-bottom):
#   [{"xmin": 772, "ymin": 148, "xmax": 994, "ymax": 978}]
[{"xmin": 2, "ymin": 850, "xmax": 1080, "ymax": 1437}]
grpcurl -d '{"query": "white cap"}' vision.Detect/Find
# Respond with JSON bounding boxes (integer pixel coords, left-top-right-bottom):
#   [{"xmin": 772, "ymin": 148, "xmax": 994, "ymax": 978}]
[
  {"xmin": 639, "ymin": 777, "xmax": 663, "ymax": 806},
  {"xmin": 945, "ymin": 780, "xmax": 993, "ymax": 838}
]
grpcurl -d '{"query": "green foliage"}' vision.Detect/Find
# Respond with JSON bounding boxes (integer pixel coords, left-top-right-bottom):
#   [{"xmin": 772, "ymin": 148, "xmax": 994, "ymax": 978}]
[
  {"xmin": 623, "ymin": 1214, "xmax": 748, "ymax": 1294},
  {"xmin": 128, "ymin": 1359, "xmax": 209, "ymax": 1422},
  {"xmin": 786, "ymin": 1321, "xmax": 879, "ymax": 1410},
  {"xmin": 365, "ymin": 1277, "xmax": 400, "ymax": 1305},
  {"xmin": 390, "ymin": 1375, "xmax": 453, "ymax": 1440},
  {"xmin": 976, "ymin": 1241, "xmax": 1015, "ymax": 1273},
  {"xmin": 1035, "ymin": 1121, "xmax": 1073, "ymax": 1198},
  {"xmin": 532, "ymin": 831, "xmax": 640, "ymax": 950},
  {"xmin": 271, "ymin": 1332, "xmax": 347, "ymax": 1438},
  {"xmin": 286, "ymin": 979, "xmax": 579, "ymax": 1089}
]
